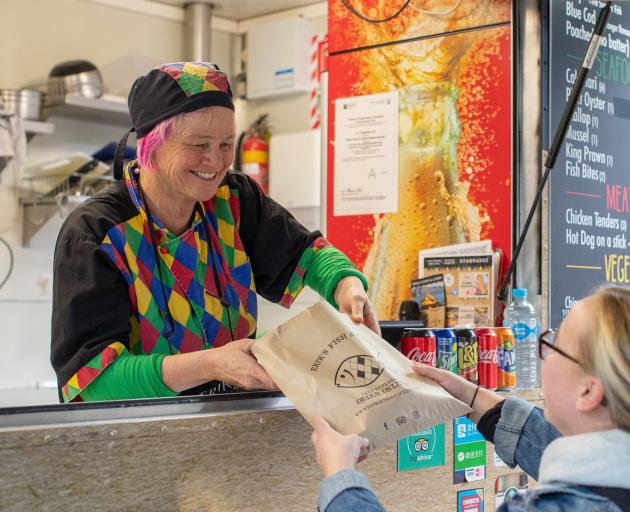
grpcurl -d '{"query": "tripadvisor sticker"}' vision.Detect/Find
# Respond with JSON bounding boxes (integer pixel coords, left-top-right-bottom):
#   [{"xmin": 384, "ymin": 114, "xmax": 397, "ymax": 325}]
[{"xmin": 397, "ymin": 423, "xmax": 445, "ymax": 471}]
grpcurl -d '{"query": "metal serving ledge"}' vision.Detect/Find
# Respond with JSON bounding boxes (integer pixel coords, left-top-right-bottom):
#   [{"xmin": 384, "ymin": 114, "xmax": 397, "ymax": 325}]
[{"xmin": 0, "ymin": 390, "xmax": 292, "ymax": 430}]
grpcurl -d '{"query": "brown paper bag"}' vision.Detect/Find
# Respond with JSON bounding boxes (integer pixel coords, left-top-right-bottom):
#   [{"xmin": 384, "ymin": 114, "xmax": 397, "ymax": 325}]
[{"xmin": 252, "ymin": 301, "xmax": 471, "ymax": 449}]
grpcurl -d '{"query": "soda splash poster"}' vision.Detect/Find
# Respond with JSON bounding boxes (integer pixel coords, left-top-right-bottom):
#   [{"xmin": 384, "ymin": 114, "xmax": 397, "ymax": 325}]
[{"xmin": 327, "ymin": 0, "xmax": 513, "ymax": 320}]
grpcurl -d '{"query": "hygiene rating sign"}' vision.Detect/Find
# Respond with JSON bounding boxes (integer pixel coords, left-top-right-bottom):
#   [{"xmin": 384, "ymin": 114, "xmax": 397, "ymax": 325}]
[
  {"xmin": 397, "ymin": 423, "xmax": 445, "ymax": 472},
  {"xmin": 453, "ymin": 416, "xmax": 486, "ymax": 484}
]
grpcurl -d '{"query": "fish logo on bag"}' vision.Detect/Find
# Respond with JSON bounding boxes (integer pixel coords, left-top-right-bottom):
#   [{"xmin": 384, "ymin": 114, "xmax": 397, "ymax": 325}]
[{"xmin": 334, "ymin": 355, "xmax": 384, "ymax": 388}]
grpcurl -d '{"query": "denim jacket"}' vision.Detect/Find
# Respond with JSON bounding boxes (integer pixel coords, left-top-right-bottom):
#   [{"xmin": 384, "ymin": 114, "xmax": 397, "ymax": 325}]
[{"xmin": 318, "ymin": 397, "xmax": 630, "ymax": 512}]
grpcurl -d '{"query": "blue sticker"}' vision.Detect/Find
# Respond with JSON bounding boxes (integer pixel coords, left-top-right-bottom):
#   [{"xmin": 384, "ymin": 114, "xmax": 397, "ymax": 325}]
[
  {"xmin": 454, "ymin": 416, "xmax": 484, "ymax": 445},
  {"xmin": 457, "ymin": 488, "xmax": 484, "ymax": 512}
]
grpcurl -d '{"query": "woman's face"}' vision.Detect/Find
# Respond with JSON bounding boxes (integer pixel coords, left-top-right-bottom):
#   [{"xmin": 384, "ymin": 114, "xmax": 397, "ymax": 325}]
[
  {"xmin": 541, "ymin": 299, "xmax": 593, "ymax": 434},
  {"xmin": 152, "ymin": 106, "xmax": 236, "ymax": 203}
]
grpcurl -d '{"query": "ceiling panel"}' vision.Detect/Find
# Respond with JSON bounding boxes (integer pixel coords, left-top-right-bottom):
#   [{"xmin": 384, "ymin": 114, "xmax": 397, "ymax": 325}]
[{"xmin": 152, "ymin": 0, "xmax": 322, "ymax": 20}]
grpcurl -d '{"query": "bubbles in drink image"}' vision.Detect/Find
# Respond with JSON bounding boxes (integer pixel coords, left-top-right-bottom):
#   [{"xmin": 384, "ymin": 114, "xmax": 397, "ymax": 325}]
[{"xmin": 327, "ymin": 2, "xmax": 512, "ymax": 320}]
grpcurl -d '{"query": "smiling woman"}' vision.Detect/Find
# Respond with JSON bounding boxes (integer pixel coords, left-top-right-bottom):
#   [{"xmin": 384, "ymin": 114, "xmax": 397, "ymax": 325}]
[
  {"xmin": 50, "ymin": 62, "xmax": 380, "ymax": 403},
  {"xmin": 140, "ymin": 107, "xmax": 237, "ymax": 235}
]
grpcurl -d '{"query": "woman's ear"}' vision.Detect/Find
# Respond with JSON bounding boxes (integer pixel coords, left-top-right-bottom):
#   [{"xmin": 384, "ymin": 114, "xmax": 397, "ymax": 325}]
[{"xmin": 576, "ymin": 375, "xmax": 607, "ymax": 413}]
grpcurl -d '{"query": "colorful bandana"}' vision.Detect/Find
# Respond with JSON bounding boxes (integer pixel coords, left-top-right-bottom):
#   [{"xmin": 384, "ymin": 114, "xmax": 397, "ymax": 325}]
[{"xmin": 128, "ymin": 61, "xmax": 234, "ymax": 138}]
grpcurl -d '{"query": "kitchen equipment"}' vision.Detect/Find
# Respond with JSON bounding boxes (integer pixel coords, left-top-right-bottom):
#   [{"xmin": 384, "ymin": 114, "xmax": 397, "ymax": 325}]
[
  {"xmin": 47, "ymin": 60, "xmax": 104, "ymax": 103},
  {"xmin": 0, "ymin": 89, "xmax": 43, "ymax": 120},
  {"xmin": 20, "ymin": 152, "xmax": 111, "ymax": 204}
]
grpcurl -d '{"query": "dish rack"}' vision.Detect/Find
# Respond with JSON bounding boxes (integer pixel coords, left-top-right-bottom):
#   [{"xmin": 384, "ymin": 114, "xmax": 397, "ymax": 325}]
[
  {"xmin": 19, "ymin": 155, "xmax": 113, "ymax": 245},
  {"xmin": 19, "ymin": 153, "xmax": 112, "ymax": 205}
]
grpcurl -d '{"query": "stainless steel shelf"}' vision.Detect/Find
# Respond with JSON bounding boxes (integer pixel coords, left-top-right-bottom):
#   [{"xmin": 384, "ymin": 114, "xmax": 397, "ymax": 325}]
[
  {"xmin": 0, "ymin": 111, "xmax": 54, "ymax": 174},
  {"xmin": 50, "ymin": 94, "xmax": 130, "ymax": 125},
  {"xmin": 0, "ymin": 110, "xmax": 54, "ymax": 134},
  {"xmin": 24, "ymin": 119, "xmax": 55, "ymax": 134}
]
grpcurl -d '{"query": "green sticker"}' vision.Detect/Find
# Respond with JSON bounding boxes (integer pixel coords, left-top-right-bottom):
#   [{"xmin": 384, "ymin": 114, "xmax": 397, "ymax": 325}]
[
  {"xmin": 454, "ymin": 440, "xmax": 486, "ymax": 471},
  {"xmin": 397, "ymin": 423, "xmax": 445, "ymax": 472}
]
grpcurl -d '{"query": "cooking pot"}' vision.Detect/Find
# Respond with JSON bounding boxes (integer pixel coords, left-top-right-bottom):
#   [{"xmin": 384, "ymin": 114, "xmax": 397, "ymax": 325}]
[
  {"xmin": 47, "ymin": 60, "xmax": 104, "ymax": 102},
  {"xmin": 0, "ymin": 89, "xmax": 43, "ymax": 120}
]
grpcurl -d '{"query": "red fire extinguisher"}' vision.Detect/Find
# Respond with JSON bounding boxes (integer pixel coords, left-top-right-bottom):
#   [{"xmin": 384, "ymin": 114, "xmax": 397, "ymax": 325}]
[{"xmin": 240, "ymin": 115, "xmax": 270, "ymax": 194}]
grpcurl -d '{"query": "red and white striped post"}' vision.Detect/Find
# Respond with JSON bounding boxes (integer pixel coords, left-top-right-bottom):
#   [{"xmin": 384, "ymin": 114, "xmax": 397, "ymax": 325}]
[{"xmin": 309, "ymin": 33, "xmax": 328, "ymax": 130}]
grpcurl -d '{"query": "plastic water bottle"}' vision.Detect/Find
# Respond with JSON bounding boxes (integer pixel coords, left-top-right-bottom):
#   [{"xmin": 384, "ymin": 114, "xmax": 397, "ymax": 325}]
[{"xmin": 503, "ymin": 288, "xmax": 539, "ymax": 389}]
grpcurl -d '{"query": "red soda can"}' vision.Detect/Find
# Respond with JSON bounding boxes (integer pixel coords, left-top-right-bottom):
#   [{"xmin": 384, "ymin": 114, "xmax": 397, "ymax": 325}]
[
  {"xmin": 495, "ymin": 327, "xmax": 516, "ymax": 390},
  {"xmin": 454, "ymin": 328, "xmax": 478, "ymax": 384},
  {"xmin": 476, "ymin": 328, "xmax": 498, "ymax": 390},
  {"xmin": 401, "ymin": 328, "xmax": 436, "ymax": 367}
]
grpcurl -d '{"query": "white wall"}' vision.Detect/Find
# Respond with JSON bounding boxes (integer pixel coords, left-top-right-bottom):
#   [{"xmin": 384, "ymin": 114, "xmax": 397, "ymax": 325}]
[
  {"xmin": 239, "ymin": 14, "xmax": 327, "ymax": 335},
  {"xmin": 0, "ymin": 0, "xmax": 328, "ymax": 398},
  {"xmin": 241, "ymin": 15, "xmax": 327, "ymax": 134}
]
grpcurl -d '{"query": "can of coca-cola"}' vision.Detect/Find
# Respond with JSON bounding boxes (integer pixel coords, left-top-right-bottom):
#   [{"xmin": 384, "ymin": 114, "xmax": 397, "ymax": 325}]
[
  {"xmin": 454, "ymin": 328, "xmax": 478, "ymax": 384},
  {"xmin": 401, "ymin": 328, "xmax": 436, "ymax": 367},
  {"xmin": 475, "ymin": 327, "xmax": 498, "ymax": 390}
]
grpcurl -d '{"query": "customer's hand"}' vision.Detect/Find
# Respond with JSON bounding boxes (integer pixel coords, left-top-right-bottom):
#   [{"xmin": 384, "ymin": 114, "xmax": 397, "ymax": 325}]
[
  {"xmin": 413, "ymin": 363, "xmax": 504, "ymax": 423},
  {"xmin": 209, "ymin": 339, "xmax": 278, "ymax": 390},
  {"xmin": 311, "ymin": 415, "xmax": 370, "ymax": 477},
  {"xmin": 334, "ymin": 276, "xmax": 381, "ymax": 335}
]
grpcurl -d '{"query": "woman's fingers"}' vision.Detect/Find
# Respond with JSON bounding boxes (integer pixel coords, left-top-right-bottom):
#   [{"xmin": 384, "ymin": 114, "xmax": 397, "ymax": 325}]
[
  {"xmin": 413, "ymin": 362, "xmax": 478, "ymax": 403},
  {"xmin": 248, "ymin": 357, "xmax": 277, "ymax": 389},
  {"xmin": 237, "ymin": 338, "xmax": 256, "ymax": 352},
  {"xmin": 350, "ymin": 295, "xmax": 365, "ymax": 323},
  {"xmin": 363, "ymin": 301, "xmax": 381, "ymax": 335},
  {"xmin": 211, "ymin": 340, "xmax": 277, "ymax": 390},
  {"xmin": 356, "ymin": 437, "xmax": 370, "ymax": 463},
  {"xmin": 412, "ymin": 362, "xmax": 445, "ymax": 381}
]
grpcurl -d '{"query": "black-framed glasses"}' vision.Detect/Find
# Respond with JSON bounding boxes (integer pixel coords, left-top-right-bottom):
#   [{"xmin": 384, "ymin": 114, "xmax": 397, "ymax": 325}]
[{"xmin": 538, "ymin": 329, "xmax": 581, "ymax": 365}]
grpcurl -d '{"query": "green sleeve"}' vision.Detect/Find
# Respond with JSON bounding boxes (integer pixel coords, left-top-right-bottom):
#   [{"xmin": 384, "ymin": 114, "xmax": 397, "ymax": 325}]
[
  {"xmin": 79, "ymin": 351, "xmax": 179, "ymax": 401},
  {"xmin": 304, "ymin": 246, "xmax": 368, "ymax": 309}
]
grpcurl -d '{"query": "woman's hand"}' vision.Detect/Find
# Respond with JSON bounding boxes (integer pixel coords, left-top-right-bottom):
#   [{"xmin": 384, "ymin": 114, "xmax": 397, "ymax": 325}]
[
  {"xmin": 333, "ymin": 276, "xmax": 381, "ymax": 335},
  {"xmin": 413, "ymin": 363, "xmax": 504, "ymax": 423},
  {"xmin": 208, "ymin": 339, "xmax": 278, "ymax": 390},
  {"xmin": 162, "ymin": 339, "xmax": 277, "ymax": 392},
  {"xmin": 311, "ymin": 415, "xmax": 370, "ymax": 477}
]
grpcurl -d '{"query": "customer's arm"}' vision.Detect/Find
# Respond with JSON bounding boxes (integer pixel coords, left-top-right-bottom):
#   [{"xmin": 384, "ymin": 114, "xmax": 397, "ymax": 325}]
[
  {"xmin": 482, "ymin": 398, "xmax": 561, "ymax": 480},
  {"xmin": 318, "ymin": 471, "xmax": 386, "ymax": 512},
  {"xmin": 311, "ymin": 416, "xmax": 386, "ymax": 512},
  {"xmin": 414, "ymin": 365, "xmax": 561, "ymax": 480}
]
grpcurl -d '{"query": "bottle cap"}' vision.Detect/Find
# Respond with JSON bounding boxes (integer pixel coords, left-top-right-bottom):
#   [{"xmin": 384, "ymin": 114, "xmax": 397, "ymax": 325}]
[{"xmin": 512, "ymin": 288, "xmax": 527, "ymax": 298}]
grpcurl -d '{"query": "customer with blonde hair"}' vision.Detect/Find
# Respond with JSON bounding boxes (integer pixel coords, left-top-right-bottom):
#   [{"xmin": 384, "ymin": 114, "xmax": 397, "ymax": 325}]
[{"xmin": 311, "ymin": 285, "xmax": 630, "ymax": 512}]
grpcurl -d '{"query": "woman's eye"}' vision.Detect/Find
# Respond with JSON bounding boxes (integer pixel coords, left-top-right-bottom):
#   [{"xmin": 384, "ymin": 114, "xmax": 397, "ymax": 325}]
[
  {"xmin": 220, "ymin": 143, "xmax": 233, "ymax": 151},
  {"xmin": 194, "ymin": 143, "xmax": 209, "ymax": 149}
]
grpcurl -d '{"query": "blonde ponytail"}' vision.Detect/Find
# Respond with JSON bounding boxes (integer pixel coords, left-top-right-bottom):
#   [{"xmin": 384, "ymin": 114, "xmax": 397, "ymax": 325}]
[{"xmin": 579, "ymin": 285, "xmax": 630, "ymax": 432}]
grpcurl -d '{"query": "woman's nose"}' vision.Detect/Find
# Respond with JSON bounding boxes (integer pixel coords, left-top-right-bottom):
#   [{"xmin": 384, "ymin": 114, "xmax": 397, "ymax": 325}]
[{"xmin": 200, "ymin": 148, "xmax": 220, "ymax": 167}]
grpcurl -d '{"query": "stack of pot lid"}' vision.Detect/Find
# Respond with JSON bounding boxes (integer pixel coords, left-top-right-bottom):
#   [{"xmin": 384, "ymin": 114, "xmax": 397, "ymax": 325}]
[
  {"xmin": 0, "ymin": 89, "xmax": 43, "ymax": 120},
  {"xmin": 47, "ymin": 60, "xmax": 104, "ymax": 104}
]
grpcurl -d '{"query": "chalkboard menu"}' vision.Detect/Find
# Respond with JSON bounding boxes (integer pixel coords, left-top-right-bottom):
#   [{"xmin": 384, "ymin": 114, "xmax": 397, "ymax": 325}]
[{"xmin": 547, "ymin": 0, "xmax": 630, "ymax": 327}]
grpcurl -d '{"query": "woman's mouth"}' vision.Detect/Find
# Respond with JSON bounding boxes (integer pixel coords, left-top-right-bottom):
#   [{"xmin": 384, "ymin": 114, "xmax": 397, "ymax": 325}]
[{"xmin": 190, "ymin": 170, "xmax": 218, "ymax": 181}]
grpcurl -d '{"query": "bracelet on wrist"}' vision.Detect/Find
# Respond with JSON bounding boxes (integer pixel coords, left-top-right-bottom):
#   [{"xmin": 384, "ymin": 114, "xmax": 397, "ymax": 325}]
[
  {"xmin": 469, "ymin": 384, "xmax": 481, "ymax": 408},
  {"xmin": 466, "ymin": 384, "xmax": 481, "ymax": 419}
]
